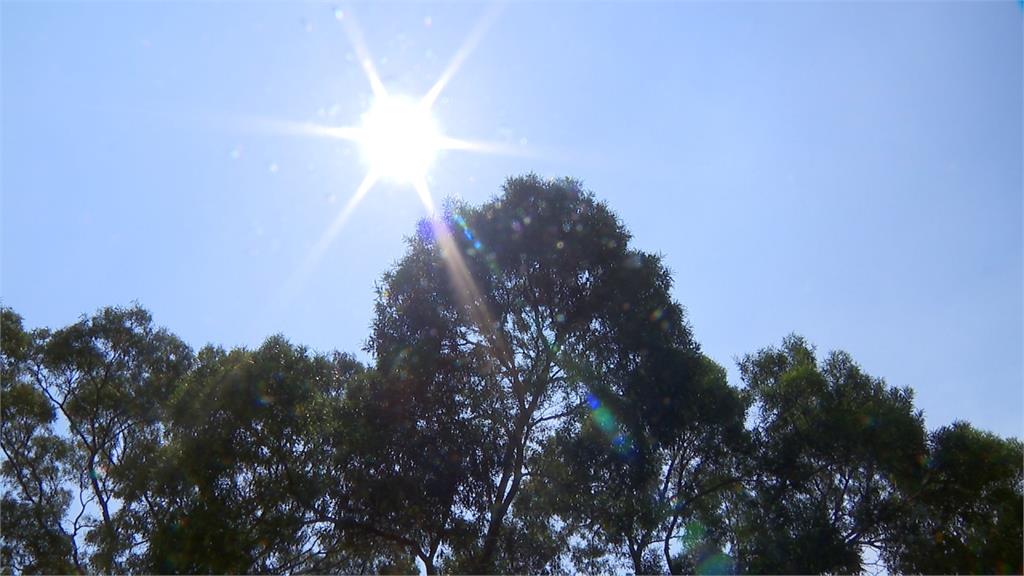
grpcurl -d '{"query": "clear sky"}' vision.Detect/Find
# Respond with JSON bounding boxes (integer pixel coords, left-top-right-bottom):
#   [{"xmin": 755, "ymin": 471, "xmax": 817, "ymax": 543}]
[{"xmin": 2, "ymin": 1, "xmax": 1021, "ymax": 438}]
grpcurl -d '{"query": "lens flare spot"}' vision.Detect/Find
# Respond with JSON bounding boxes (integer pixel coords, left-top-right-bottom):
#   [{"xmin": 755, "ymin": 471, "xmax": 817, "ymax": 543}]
[
  {"xmin": 593, "ymin": 406, "xmax": 616, "ymax": 433},
  {"xmin": 696, "ymin": 553, "xmax": 733, "ymax": 575}
]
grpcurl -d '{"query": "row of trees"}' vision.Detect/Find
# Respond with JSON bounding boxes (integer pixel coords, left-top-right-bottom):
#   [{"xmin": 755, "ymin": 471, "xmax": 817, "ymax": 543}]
[{"xmin": 3, "ymin": 176, "xmax": 1021, "ymax": 574}]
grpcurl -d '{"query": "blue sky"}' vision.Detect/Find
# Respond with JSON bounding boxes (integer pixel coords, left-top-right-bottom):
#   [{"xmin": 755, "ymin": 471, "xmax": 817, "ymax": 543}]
[{"xmin": 3, "ymin": 1, "xmax": 1021, "ymax": 438}]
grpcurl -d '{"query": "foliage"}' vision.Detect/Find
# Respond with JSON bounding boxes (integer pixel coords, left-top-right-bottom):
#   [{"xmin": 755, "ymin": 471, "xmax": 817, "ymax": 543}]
[
  {"xmin": 1, "ymin": 309, "xmax": 76, "ymax": 574},
  {"xmin": 0, "ymin": 176, "xmax": 1019, "ymax": 575},
  {"xmin": 364, "ymin": 175, "xmax": 747, "ymax": 572},
  {"xmin": 733, "ymin": 335, "xmax": 929, "ymax": 574},
  {"xmin": 142, "ymin": 338, "xmax": 368, "ymax": 573},
  {"xmin": 881, "ymin": 422, "xmax": 1023, "ymax": 574}
]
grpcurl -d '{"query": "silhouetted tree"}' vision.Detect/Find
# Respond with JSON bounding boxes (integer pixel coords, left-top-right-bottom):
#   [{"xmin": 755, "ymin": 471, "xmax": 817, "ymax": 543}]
[
  {"xmin": 881, "ymin": 421, "xmax": 1023, "ymax": 574},
  {"xmin": 4, "ymin": 305, "xmax": 193, "ymax": 572},
  {"xmin": 653, "ymin": 356, "xmax": 748, "ymax": 575},
  {"xmin": 1, "ymin": 309, "xmax": 77, "ymax": 573},
  {"xmin": 143, "ymin": 338, "xmax": 380, "ymax": 573},
  {"xmin": 1, "ymin": 175, "xmax": 1021, "ymax": 575},
  {"xmin": 366, "ymin": 175, "xmax": 728, "ymax": 572},
  {"xmin": 733, "ymin": 335, "xmax": 927, "ymax": 574},
  {"xmin": 538, "ymin": 353, "xmax": 747, "ymax": 574}
]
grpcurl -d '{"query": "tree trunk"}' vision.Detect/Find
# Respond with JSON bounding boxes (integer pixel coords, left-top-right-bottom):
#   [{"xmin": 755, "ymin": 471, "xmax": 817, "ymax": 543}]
[
  {"xmin": 631, "ymin": 545, "xmax": 644, "ymax": 575},
  {"xmin": 475, "ymin": 412, "xmax": 531, "ymax": 573},
  {"xmin": 87, "ymin": 452, "xmax": 116, "ymax": 572},
  {"xmin": 665, "ymin": 513, "xmax": 680, "ymax": 574}
]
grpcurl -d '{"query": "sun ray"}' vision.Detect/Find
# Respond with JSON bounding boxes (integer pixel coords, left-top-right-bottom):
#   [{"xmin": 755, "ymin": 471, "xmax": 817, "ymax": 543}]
[
  {"xmin": 360, "ymin": 58, "xmax": 388, "ymax": 100},
  {"xmin": 340, "ymin": 11, "xmax": 388, "ymax": 98},
  {"xmin": 257, "ymin": 119, "xmax": 364, "ymax": 142},
  {"xmin": 412, "ymin": 178, "xmax": 437, "ymax": 213},
  {"xmin": 432, "ymin": 215, "xmax": 507, "ymax": 361},
  {"xmin": 421, "ymin": 5, "xmax": 503, "ymax": 109},
  {"xmin": 313, "ymin": 170, "xmax": 380, "ymax": 261},
  {"xmin": 286, "ymin": 170, "xmax": 379, "ymax": 296},
  {"xmin": 414, "ymin": 179, "xmax": 511, "ymax": 364},
  {"xmin": 437, "ymin": 135, "xmax": 534, "ymax": 157}
]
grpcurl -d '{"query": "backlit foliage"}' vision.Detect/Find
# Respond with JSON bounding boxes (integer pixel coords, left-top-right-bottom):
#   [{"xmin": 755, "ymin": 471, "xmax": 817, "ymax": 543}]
[{"xmin": 2, "ymin": 177, "xmax": 1020, "ymax": 575}]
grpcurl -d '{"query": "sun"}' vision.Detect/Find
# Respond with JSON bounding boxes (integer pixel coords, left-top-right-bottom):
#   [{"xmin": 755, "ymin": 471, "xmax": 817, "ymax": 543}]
[
  {"xmin": 358, "ymin": 95, "xmax": 442, "ymax": 184},
  {"xmin": 278, "ymin": 6, "xmax": 520, "ymax": 293}
]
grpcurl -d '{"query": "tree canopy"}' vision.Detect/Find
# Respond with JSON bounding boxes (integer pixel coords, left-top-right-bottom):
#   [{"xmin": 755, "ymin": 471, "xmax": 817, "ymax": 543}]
[{"xmin": 2, "ymin": 176, "xmax": 1021, "ymax": 575}]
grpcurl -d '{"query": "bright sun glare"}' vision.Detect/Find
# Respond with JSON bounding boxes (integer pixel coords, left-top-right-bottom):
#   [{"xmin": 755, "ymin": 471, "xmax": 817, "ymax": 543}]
[
  {"xmin": 280, "ymin": 6, "xmax": 516, "ymax": 293},
  {"xmin": 358, "ymin": 95, "xmax": 442, "ymax": 184}
]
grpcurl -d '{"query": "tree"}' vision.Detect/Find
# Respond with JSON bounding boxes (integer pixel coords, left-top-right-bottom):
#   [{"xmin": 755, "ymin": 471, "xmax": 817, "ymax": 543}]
[
  {"xmin": 142, "ymin": 337, "xmax": 375, "ymax": 573},
  {"xmin": 1, "ymin": 308, "xmax": 77, "ymax": 573},
  {"xmin": 2, "ymin": 175, "xmax": 1021, "ymax": 575},
  {"xmin": 653, "ymin": 356, "xmax": 748, "ymax": 575},
  {"xmin": 331, "ymin": 361, "xmax": 497, "ymax": 574},
  {"xmin": 540, "ymin": 354, "xmax": 748, "ymax": 575},
  {"xmin": 882, "ymin": 422, "xmax": 1023, "ymax": 574},
  {"xmin": 0, "ymin": 305, "xmax": 195, "ymax": 572},
  {"xmin": 26, "ymin": 306, "xmax": 194, "ymax": 572},
  {"xmin": 733, "ymin": 335, "xmax": 927, "ymax": 574},
  {"xmin": 366, "ymin": 174, "xmax": 727, "ymax": 572}
]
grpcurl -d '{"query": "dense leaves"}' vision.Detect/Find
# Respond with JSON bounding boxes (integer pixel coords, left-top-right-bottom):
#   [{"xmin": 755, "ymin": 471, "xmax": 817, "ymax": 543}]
[
  {"xmin": 882, "ymin": 422, "xmax": 1023, "ymax": 574},
  {"xmin": 366, "ymin": 176, "xmax": 729, "ymax": 573},
  {"xmin": 1, "ymin": 176, "xmax": 1020, "ymax": 574},
  {"xmin": 733, "ymin": 336, "xmax": 929, "ymax": 574}
]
